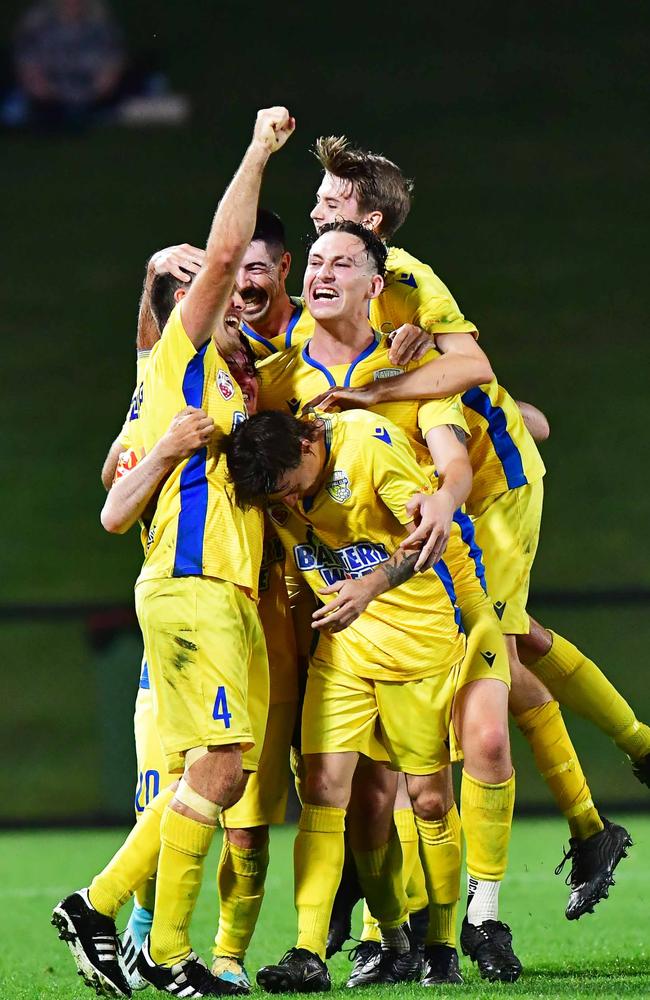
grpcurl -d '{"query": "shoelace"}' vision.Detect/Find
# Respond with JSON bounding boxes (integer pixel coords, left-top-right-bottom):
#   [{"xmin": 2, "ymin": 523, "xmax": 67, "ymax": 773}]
[{"xmin": 554, "ymin": 844, "xmax": 578, "ymax": 884}]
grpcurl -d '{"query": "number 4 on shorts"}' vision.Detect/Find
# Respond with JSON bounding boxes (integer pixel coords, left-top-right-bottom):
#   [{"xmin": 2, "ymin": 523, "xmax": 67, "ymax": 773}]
[{"xmin": 212, "ymin": 685, "xmax": 232, "ymax": 728}]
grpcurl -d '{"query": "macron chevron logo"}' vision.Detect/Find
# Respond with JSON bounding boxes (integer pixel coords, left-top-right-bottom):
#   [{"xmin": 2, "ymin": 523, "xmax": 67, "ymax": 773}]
[
  {"xmin": 480, "ymin": 651, "xmax": 496, "ymax": 668},
  {"xmin": 493, "ymin": 601, "xmax": 507, "ymax": 620},
  {"xmin": 287, "ymin": 398, "xmax": 301, "ymax": 415},
  {"xmin": 397, "ymin": 272, "xmax": 417, "ymax": 288},
  {"xmin": 373, "ymin": 427, "xmax": 392, "ymax": 445}
]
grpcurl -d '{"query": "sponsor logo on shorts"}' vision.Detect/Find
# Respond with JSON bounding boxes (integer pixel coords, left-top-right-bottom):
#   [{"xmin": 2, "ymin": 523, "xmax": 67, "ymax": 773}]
[
  {"xmin": 493, "ymin": 601, "xmax": 507, "ymax": 620},
  {"xmin": 480, "ymin": 650, "xmax": 496, "ymax": 668},
  {"xmin": 293, "ymin": 528, "xmax": 389, "ymax": 585},
  {"xmin": 326, "ymin": 470, "xmax": 351, "ymax": 503},
  {"xmin": 217, "ymin": 368, "xmax": 235, "ymax": 401}
]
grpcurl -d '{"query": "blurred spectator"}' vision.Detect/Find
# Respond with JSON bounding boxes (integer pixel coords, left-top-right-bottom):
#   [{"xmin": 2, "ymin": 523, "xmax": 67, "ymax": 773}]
[{"xmin": 1, "ymin": 0, "xmax": 189, "ymax": 130}]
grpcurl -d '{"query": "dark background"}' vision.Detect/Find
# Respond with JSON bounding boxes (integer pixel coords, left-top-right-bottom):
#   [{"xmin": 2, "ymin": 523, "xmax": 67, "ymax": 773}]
[{"xmin": 1, "ymin": 0, "xmax": 649, "ymax": 822}]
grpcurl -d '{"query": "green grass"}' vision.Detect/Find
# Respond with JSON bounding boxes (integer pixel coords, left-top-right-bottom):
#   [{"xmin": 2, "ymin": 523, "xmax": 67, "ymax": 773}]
[{"xmin": 1, "ymin": 816, "xmax": 649, "ymax": 999}]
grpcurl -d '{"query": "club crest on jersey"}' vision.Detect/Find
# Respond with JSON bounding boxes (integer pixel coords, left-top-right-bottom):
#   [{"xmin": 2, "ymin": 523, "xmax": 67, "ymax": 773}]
[
  {"xmin": 373, "ymin": 368, "xmax": 404, "ymax": 380},
  {"xmin": 217, "ymin": 368, "xmax": 235, "ymax": 401},
  {"xmin": 268, "ymin": 503, "xmax": 290, "ymax": 527},
  {"xmin": 326, "ymin": 470, "xmax": 351, "ymax": 504}
]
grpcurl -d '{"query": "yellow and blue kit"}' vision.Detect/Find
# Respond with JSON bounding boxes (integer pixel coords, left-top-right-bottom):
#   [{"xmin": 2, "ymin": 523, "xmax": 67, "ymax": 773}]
[
  {"xmin": 134, "ymin": 304, "xmax": 268, "ymax": 773},
  {"xmin": 267, "ymin": 410, "xmax": 466, "ymax": 774}
]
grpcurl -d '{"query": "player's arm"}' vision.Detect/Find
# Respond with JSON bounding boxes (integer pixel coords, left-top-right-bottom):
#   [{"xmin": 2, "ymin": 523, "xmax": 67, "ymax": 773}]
[
  {"xmin": 180, "ymin": 107, "xmax": 295, "ymax": 350},
  {"xmin": 311, "ymin": 535, "xmax": 420, "ymax": 633},
  {"xmin": 304, "ymin": 334, "xmax": 493, "ymax": 413},
  {"xmin": 139, "ymin": 243, "xmax": 205, "ymax": 348},
  {"xmin": 101, "ymin": 437, "xmax": 124, "ymax": 491},
  {"xmin": 101, "ymin": 407, "xmax": 214, "ymax": 534},
  {"xmin": 517, "ymin": 400, "xmax": 550, "ymax": 442}
]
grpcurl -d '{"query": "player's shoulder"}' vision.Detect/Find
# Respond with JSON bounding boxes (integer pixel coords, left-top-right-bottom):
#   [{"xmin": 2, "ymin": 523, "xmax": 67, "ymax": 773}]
[
  {"xmin": 335, "ymin": 409, "xmax": 405, "ymax": 448},
  {"xmin": 385, "ymin": 245, "xmax": 435, "ymax": 288}
]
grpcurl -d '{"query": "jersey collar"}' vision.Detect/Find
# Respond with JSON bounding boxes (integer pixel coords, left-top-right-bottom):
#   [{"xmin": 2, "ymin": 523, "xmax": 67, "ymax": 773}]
[{"xmin": 300, "ymin": 331, "xmax": 381, "ymax": 388}]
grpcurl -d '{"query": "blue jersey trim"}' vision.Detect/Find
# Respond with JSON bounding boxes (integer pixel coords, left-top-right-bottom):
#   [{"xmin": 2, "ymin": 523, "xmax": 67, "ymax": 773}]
[
  {"xmin": 173, "ymin": 343, "xmax": 209, "ymax": 576},
  {"xmin": 453, "ymin": 509, "xmax": 487, "ymax": 594},
  {"xmin": 301, "ymin": 334, "xmax": 381, "ymax": 389},
  {"xmin": 462, "ymin": 386, "xmax": 528, "ymax": 489},
  {"xmin": 285, "ymin": 300, "xmax": 303, "ymax": 349},
  {"xmin": 434, "ymin": 558, "xmax": 463, "ymax": 632},
  {"xmin": 139, "ymin": 660, "xmax": 150, "ymax": 689},
  {"xmin": 241, "ymin": 320, "xmax": 278, "ymax": 354}
]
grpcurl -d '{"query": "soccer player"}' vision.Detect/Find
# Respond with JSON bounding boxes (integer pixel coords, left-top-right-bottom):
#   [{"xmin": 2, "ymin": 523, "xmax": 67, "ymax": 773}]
[
  {"xmin": 52, "ymin": 106, "xmax": 295, "ymax": 1000},
  {"xmin": 233, "ymin": 222, "xmax": 520, "ymax": 987},
  {"xmin": 304, "ymin": 134, "xmax": 640, "ymax": 918}
]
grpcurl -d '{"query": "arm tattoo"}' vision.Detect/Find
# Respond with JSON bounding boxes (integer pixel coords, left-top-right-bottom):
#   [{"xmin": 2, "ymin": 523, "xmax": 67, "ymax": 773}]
[
  {"xmin": 380, "ymin": 550, "xmax": 419, "ymax": 588},
  {"xmin": 448, "ymin": 423, "xmax": 468, "ymax": 444}
]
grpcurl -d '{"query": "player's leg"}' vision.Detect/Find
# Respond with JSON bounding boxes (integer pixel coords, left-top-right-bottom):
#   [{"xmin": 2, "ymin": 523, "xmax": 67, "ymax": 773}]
[
  {"xmin": 518, "ymin": 618, "xmax": 650, "ymax": 784},
  {"xmin": 452, "ymin": 674, "xmax": 520, "ymax": 984},
  {"xmin": 214, "ymin": 699, "xmax": 297, "ymax": 991},
  {"xmin": 135, "ymin": 577, "xmax": 267, "ymax": 996},
  {"xmin": 509, "ymin": 645, "xmax": 632, "ymax": 919},
  {"xmin": 376, "ymin": 669, "xmax": 464, "ymax": 987}
]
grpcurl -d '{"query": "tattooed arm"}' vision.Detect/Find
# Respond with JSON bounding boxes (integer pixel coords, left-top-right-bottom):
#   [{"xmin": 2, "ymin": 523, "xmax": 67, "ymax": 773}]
[{"xmin": 310, "ymin": 529, "xmax": 421, "ymax": 633}]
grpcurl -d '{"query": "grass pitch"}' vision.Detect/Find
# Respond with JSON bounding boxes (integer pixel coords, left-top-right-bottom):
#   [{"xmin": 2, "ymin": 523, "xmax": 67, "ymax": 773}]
[{"xmin": 1, "ymin": 815, "xmax": 648, "ymax": 1000}]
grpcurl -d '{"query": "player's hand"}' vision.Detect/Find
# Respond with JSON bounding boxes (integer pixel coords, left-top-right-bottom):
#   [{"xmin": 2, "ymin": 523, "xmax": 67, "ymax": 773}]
[
  {"xmin": 388, "ymin": 324, "xmax": 434, "ymax": 365},
  {"xmin": 147, "ymin": 244, "xmax": 205, "ymax": 282},
  {"xmin": 253, "ymin": 107, "xmax": 295, "ymax": 154},
  {"xmin": 159, "ymin": 406, "xmax": 215, "ymax": 462},
  {"xmin": 303, "ymin": 382, "xmax": 380, "ymax": 414},
  {"xmin": 400, "ymin": 491, "xmax": 455, "ymax": 571},
  {"xmin": 312, "ymin": 577, "xmax": 375, "ymax": 632}
]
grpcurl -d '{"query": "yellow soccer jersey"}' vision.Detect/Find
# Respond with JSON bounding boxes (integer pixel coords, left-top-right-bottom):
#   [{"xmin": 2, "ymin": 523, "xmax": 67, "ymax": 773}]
[
  {"xmin": 372, "ymin": 246, "xmax": 479, "ymax": 339},
  {"xmin": 136, "ymin": 303, "xmax": 263, "ymax": 594},
  {"xmin": 241, "ymin": 297, "xmax": 315, "ymax": 359},
  {"xmin": 118, "ymin": 350, "xmax": 153, "ymax": 449},
  {"xmin": 267, "ymin": 410, "xmax": 465, "ymax": 682},
  {"xmin": 456, "ymin": 380, "xmax": 546, "ymax": 511},
  {"xmin": 257, "ymin": 333, "xmax": 468, "ymax": 471}
]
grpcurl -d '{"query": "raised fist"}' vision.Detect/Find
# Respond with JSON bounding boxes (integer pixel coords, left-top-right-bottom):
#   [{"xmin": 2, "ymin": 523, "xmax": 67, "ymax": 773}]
[{"xmin": 253, "ymin": 106, "xmax": 295, "ymax": 154}]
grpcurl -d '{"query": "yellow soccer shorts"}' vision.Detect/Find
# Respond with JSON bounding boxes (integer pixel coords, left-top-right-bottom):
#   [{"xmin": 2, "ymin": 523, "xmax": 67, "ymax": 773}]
[
  {"xmin": 222, "ymin": 699, "xmax": 297, "ymax": 828},
  {"xmin": 133, "ymin": 657, "xmax": 175, "ymax": 813},
  {"xmin": 302, "ymin": 655, "xmax": 460, "ymax": 775},
  {"xmin": 135, "ymin": 576, "xmax": 269, "ymax": 774},
  {"xmin": 470, "ymin": 479, "xmax": 544, "ymax": 635}
]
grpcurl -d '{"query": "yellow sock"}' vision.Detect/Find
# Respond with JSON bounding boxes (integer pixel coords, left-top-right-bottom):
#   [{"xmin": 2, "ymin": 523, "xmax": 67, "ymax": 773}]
[
  {"xmin": 89, "ymin": 786, "xmax": 173, "ymax": 919},
  {"xmin": 149, "ymin": 807, "xmax": 216, "ymax": 966},
  {"xmin": 352, "ymin": 828, "xmax": 409, "ymax": 932},
  {"xmin": 394, "ymin": 807, "xmax": 428, "ymax": 913},
  {"xmin": 214, "ymin": 838, "xmax": 269, "ymax": 959},
  {"xmin": 294, "ymin": 804, "xmax": 346, "ymax": 960},
  {"xmin": 515, "ymin": 701, "xmax": 602, "ymax": 839},
  {"xmin": 414, "ymin": 804, "xmax": 462, "ymax": 946},
  {"xmin": 361, "ymin": 902, "xmax": 381, "ymax": 943},
  {"xmin": 532, "ymin": 631, "xmax": 650, "ymax": 761},
  {"xmin": 461, "ymin": 771, "xmax": 515, "ymax": 881}
]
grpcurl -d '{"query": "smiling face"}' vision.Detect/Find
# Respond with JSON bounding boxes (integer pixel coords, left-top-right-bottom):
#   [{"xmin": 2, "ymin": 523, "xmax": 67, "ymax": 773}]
[
  {"xmin": 303, "ymin": 229, "xmax": 383, "ymax": 323},
  {"xmin": 310, "ymin": 173, "xmax": 366, "ymax": 231},
  {"xmin": 235, "ymin": 240, "xmax": 290, "ymax": 325}
]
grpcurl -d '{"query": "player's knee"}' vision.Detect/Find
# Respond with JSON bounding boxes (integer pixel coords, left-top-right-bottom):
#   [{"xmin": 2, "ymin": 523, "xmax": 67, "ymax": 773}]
[
  {"xmin": 303, "ymin": 768, "xmax": 349, "ymax": 809},
  {"xmin": 476, "ymin": 724, "xmax": 510, "ymax": 769},
  {"xmin": 227, "ymin": 825, "xmax": 269, "ymax": 850},
  {"xmin": 408, "ymin": 781, "xmax": 452, "ymax": 821}
]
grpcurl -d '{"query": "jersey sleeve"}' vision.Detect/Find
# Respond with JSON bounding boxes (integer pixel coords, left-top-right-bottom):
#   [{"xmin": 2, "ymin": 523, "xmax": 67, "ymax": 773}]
[
  {"xmin": 417, "ymin": 396, "xmax": 469, "ymax": 439},
  {"xmin": 369, "ymin": 419, "xmax": 434, "ymax": 525},
  {"xmin": 380, "ymin": 252, "xmax": 479, "ymax": 338}
]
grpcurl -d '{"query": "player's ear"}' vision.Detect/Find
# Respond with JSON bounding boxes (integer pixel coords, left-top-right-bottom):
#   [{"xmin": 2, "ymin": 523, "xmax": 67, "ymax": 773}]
[
  {"xmin": 368, "ymin": 274, "xmax": 384, "ymax": 300},
  {"xmin": 280, "ymin": 251, "xmax": 291, "ymax": 280},
  {"xmin": 174, "ymin": 287, "xmax": 187, "ymax": 303},
  {"xmin": 362, "ymin": 210, "xmax": 383, "ymax": 233},
  {"xmin": 299, "ymin": 437, "xmax": 313, "ymax": 455}
]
